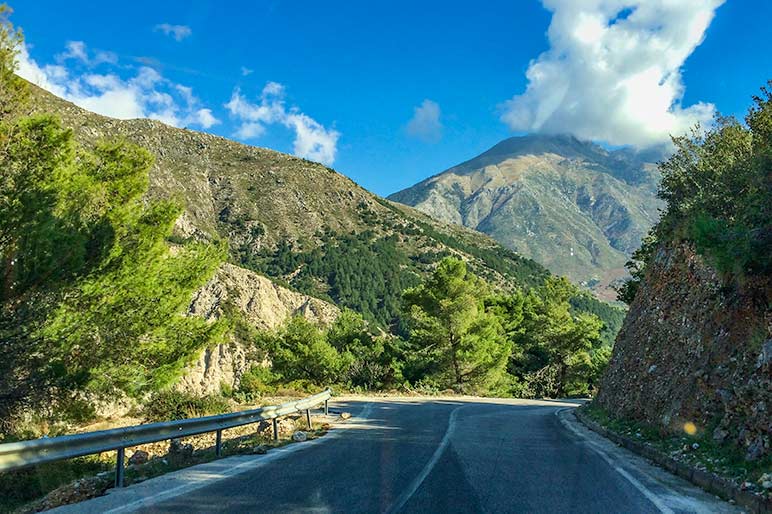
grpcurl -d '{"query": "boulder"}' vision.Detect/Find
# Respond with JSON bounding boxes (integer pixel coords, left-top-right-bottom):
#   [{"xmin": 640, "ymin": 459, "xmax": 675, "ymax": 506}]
[
  {"xmin": 256, "ymin": 418, "xmax": 295, "ymax": 438},
  {"xmin": 168, "ymin": 439, "xmax": 194, "ymax": 462},
  {"xmin": 128, "ymin": 450, "xmax": 149, "ymax": 466}
]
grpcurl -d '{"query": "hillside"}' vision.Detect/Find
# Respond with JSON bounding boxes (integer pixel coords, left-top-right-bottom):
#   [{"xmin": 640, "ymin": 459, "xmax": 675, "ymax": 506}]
[
  {"xmin": 389, "ymin": 134, "xmax": 665, "ymax": 300},
  {"xmin": 181, "ymin": 263, "xmax": 340, "ymax": 396},
  {"xmin": 27, "ymin": 83, "xmax": 558, "ymax": 329}
]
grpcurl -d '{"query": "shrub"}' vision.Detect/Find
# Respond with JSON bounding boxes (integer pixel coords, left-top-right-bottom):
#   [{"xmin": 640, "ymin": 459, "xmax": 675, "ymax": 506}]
[
  {"xmin": 236, "ymin": 366, "xmax": 278, "ymax": 400},
  {"xmin": 142, "ymin": 390, "xmax": 231, "ymax": 422}
]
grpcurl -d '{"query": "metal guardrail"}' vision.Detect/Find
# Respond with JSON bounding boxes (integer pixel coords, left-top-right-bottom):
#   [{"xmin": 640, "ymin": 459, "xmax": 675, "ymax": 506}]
[{"xmin": 0, "ymin": 388, "xmax": 332, "ymax": 487}]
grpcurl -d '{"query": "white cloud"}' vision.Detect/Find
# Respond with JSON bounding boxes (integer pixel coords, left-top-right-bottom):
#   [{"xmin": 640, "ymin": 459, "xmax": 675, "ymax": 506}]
[
  {"xmin": 57, "ymin": 41, "xmax": 87, "ymax": 62},
  {"xmin": 154, "ymin": 23, "xmax": 192, "ymax": 42},
  {"xmin": 17, "ymin": 41, "xmax": 219, "ymax": 129},
  {"xmin": 240, "ymin": 66, "xmax": 254, "ymax": 76},
  {"xmin": 225, "ymin": 83, "xmax": 340, "ymax": 165},
  {"xmin": 406, "ymin": 99, "xmax": 443, "ymax": 142},
  {"xmin": 56, "ymin": 40, "xmax": 118, "ymax": 66},
  {"xmin": 501, "ymin": 0, "xmax": 724, "ymax": 148}
]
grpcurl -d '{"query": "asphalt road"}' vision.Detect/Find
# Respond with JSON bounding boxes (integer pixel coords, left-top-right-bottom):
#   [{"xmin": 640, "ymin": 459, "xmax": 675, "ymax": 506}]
[{"xmin": 58, "ymin": 397, "xmax": 738, "ymax": 514}]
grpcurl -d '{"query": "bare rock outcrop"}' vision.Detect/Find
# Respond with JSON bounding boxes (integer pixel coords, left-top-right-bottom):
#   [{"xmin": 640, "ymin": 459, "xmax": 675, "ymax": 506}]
[
  {"xmin": 596, "ymin": 243, "xmax": 771, "ymax": 461},
  {"xmin": 177, "ymin": 263, "xmax": 338, "ymax": 395}
]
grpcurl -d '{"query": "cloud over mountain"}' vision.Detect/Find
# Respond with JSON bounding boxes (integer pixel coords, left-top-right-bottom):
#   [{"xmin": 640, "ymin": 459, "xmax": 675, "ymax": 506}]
[{"xmin": 501, "ymin": 0, "xmax": 724, "ymax": 148}]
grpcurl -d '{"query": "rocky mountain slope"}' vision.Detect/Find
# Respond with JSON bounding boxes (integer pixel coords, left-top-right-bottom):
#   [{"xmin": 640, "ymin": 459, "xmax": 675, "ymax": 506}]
[
  {"xmin": 180, "ymin": 263, "xmax": 339, "ymax": 395},
  {"xmin": 26, "ymin": 83, "xmax": 555, "ymax": 328},
  {"xmin": 596, "ymin": 242, "xmax": 771, "ymax": 462},
  {"xmin": 389, "ymin": 134, "xmax": 665, "ymax": 300}
]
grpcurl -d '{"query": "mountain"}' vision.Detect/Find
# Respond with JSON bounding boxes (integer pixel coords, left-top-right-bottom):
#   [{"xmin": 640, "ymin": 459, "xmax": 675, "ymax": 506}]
[
  {"xmin": 389, "ymin": 134, "xmax": 665, "ymax": 300},
  {"xmin": 27, "ymin": 83, "xmax": 555, "ymax": 330}
]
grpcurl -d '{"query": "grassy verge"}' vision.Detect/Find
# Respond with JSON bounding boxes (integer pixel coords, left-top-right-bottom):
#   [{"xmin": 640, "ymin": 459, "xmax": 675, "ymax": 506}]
[{"xmin": 581, "ymin": 403, "xmax": 771, "ymax": 489}]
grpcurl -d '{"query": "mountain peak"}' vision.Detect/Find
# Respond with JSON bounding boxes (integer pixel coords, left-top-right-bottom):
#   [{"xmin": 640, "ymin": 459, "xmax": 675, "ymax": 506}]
[
  {"xmin": 450, "ymin": 133, "xmax": 612, "ymax": 176},
  {"xmin": 482, "ymin": 133, "xmax": 600, "ymax": 159},
  {"xmin": 388, "ymin": 133, "xmax": 663, "ymax": 300}
]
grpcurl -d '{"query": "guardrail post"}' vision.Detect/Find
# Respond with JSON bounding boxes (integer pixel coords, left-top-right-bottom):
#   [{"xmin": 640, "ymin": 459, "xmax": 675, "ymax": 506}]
[
  {"xmin": 272, "ymin": 418, "xmax": 278, "ymax": 440},
  {"xmin": 215, "ymin": 429, "xmax": 223, "ymax": 457},
  {"xmin": 324, "ymin": 399, "xmax": 329, "ymax": 416},
  {"xmin": 115, "ymin": 448, "xmax": 125, "ymax": 488},
  {"xmin": 306, "ymin": 409, "xmax": 312, "ymax": 429}
]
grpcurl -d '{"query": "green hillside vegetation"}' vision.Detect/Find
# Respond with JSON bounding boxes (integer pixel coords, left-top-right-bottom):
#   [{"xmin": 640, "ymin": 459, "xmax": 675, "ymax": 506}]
[
  {"xmin": 238, "ymin": 200, "xmax": 553, "ymax": 330},
  {"xmin": 237, "ymin": 257, "xmax": 610, "ymax": 399},
  {"xmin": 618, "ymin": 82, "xmax": 772, "ymax": 303}
]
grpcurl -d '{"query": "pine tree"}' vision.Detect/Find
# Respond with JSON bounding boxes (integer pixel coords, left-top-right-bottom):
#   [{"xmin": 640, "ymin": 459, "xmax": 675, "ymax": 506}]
[
  {"xmin": 0, "ymin": 13, "xmax": 224, "ymax": 428},
  {"xmin": 0, "ymin": 4, "xmax": 28, "ymax": 119},
  {"xmin": 403, "ymin": 257, "xmax": 509, "ymax": 391}
]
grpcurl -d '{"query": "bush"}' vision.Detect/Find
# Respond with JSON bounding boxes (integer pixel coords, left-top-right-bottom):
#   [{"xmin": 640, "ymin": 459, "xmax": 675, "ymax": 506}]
[
  {"xmin": 142, "ymin": 391, "xmax": 231, "ymax": 422},
  {"xmin": 236, "ymin": 366, "xmax": 278, "ymax": 400},
  {"xmin": 268, "ymin": 316, "xmax": 351, "ymax": 385}
]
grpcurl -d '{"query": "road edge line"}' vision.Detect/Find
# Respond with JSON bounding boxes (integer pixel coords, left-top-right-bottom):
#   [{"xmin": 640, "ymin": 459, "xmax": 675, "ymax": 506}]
[
  {"xmin": 557, "ymin": 408, "xmax": 674, "ymax": 514},
  {"xmin": 572, "ymin": 407, "xmax": 770, "ymax": 514}
]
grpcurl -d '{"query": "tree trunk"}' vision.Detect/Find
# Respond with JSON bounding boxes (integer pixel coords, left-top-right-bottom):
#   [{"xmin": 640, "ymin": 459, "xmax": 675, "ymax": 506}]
[
  {"xmin": 556, "ymin": 360, "xmax": 568, "ymax": 398},
  {"xmin": 450, "ymin": 332, "xmax": 462, "ymax": 387}
]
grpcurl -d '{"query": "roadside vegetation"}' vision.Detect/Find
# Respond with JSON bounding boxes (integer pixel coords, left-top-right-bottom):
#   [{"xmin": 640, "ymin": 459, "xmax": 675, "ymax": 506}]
[
  {"xmin": 617, "ymin": 81, "xmax": 771, "ymax": 303},
  {"xmin": 233, "ymin": 258, "xmax": 610, "ymax": 400},
  {"xmin": 582, "ymin": 404, "xmax": 771, "ymax": 493}
]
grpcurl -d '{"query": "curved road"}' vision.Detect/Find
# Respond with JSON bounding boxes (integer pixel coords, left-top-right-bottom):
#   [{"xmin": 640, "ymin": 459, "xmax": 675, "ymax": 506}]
[{"xmin": 58, "ymin": 398, "xmax": 738, "ymax": 513}]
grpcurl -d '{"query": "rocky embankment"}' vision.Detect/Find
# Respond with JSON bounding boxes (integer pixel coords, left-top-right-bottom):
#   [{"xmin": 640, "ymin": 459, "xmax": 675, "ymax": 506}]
[
  {"xmin": 178, "ymin": 263, "xmax": 339, "ymax": 395},
  {"xmin": 597, "ymin": 242, "xmax": 771, "ymax": 461}
]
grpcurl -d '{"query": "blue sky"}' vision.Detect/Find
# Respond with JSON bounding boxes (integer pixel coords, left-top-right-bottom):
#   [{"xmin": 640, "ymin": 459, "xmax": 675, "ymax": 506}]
[{"xmin": 13, "ymin": 0, "xmax": 772, "ymax": 196}]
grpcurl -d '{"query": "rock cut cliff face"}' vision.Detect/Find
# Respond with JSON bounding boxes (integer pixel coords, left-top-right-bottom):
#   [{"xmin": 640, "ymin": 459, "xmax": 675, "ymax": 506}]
[
  {"xmin": 177, "ymin": 263, "xmax": 339, "ymax": 395},
  {"xmin": 596, "ymin": 243, "xmax": 771, "ymax": 461}
]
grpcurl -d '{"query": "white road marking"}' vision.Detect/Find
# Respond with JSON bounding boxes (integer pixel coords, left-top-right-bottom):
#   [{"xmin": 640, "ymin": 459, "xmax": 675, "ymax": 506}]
[
  {"xmin": 556, "ymin": 408, "xmax": 674, "ymax": 514},
  {"xmin": 97, "ymin": 403, "xmax": 374, "ymax": 514},
  {"xmin": 386, "ymin": 404, "xmax": 467, "ymax": 514}
]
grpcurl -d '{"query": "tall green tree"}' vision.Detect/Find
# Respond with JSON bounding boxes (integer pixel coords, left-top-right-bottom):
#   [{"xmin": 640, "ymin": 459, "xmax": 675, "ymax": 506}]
[
  {"xmin": 403, "ymin": 257, "xmax": 508, "ymax": 391},
  {"xmin": 0, "ymin": 116, "xmax": 226, "ymax": 417},
  {"xmin": 0, "ymin": 13, "xmax": 225, "ymax": 428},
  {"xmin": 511, "ymin": 277, "xmax": 603, "ymax": 397}
]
